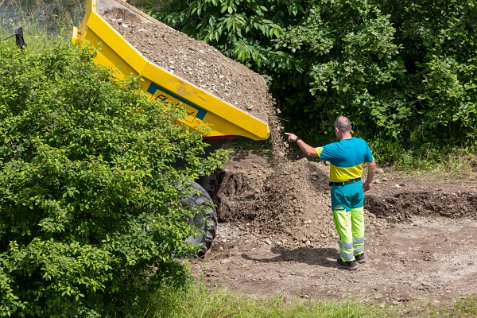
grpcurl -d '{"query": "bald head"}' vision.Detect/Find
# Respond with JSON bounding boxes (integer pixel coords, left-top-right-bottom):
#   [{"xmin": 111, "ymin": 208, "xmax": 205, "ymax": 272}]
[{"xmin": 334, "ymin": 116, "xmax": 352, "ymax": 132}]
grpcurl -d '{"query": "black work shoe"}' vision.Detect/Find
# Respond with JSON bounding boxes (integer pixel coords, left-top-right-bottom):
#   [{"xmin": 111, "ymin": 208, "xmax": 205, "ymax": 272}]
[
  {"xmin": 355, "ymin": 253, "xmax": 365, "ymax": 264},
  {"xmin": 337, "ymin": 258, "xmax": 358, "ymax": 270}
]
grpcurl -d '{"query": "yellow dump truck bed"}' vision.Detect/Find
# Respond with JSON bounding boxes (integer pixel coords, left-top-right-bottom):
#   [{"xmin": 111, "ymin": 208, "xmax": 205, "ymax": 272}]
[{"xmin": 73, "ymin": 0, "xmax": 270, "ymax": 140}]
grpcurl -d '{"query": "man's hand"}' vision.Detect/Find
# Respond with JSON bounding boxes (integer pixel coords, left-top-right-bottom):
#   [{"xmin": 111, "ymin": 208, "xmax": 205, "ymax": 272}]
[
  {"xmin": 284, "ymin": 133, "xmax": 318, "ymax": 157},
  {"xmin": 363, "ymin": 181, "xmax": 372, "ymax": 193},
  {"xmin": 285, "ymin": 132, "xmax": 299, "ymax": 142}
]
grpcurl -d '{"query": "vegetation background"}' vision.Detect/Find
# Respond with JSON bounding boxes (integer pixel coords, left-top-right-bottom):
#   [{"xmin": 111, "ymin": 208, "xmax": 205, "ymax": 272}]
[
  {"xmin": 0, "ymin": 0, "xmax": 476, "ymax": 317},
  {"xmin": 3, "ymin": 0, "xmax": 475, "ymax": 166},
  {"xmin": 146, "ymin": 0, "xmax": 477, "ymax": 167}
]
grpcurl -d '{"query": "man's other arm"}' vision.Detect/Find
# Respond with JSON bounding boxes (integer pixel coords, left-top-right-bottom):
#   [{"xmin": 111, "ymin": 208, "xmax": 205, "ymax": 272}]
[{"xmin": 363, "ymin": 161, "xmax": 377, "ymax": 192}]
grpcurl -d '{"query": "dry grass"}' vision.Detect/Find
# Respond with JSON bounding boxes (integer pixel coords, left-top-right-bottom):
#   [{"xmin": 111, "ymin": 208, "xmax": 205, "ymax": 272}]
[{"xmin": 0, "ymin": 0, "xmax": 85, "ymax": 36}]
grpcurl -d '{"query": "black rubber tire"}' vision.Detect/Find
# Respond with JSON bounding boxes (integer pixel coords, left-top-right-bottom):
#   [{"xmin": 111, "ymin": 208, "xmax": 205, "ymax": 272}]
[
  {"xmin": 182, "ymin": 182, "xmax": 218, "ymax": 257},
  {"xmin": 198, "ymin": 171, "xmax": 222, "ymax": 206}
]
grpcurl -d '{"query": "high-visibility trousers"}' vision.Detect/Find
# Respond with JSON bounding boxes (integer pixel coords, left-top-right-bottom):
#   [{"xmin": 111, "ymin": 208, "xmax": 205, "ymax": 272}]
[{"xmin": 331, "ymin": 182, "xmax": 365, "ymax": 262}]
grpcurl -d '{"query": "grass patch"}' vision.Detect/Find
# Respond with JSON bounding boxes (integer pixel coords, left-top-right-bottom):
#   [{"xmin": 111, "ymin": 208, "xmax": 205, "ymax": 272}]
[
  {"xmin": 399, "ymin": 296, "xmax": 477, "ymax": 318},
  {"xmin": 391, "ymin": 150, "xmax": 477, "ymax": 181},
  {"xmin": 0, "ymin": 0, "xmax": 85, "ymax": 37},
  {"xmin": 367, "ymin": 136, "xmax": 476, "ymax": 180},
  {"xmin": 454, "ymin": 296, "xmax": 477, "ymax": 317},
  {"xmin": 368, "ymin": 136, "xmax": 477, "ymax": 180},
  {"xmin": 139, "ymin": 280, "xmax": 477, "ymax": 318},
  {"xmin": 142, "ymin": 283, "xmax": 398, "ymax": 318}
]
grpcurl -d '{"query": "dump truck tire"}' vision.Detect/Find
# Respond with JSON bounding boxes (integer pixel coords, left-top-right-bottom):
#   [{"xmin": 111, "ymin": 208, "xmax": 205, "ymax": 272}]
[{"xmin": 183, "ymin": 182, "xmax": 218, "ymax": 257}]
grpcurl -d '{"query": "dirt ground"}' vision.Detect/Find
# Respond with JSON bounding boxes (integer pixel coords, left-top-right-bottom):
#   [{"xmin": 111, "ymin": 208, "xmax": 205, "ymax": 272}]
[{"xmin": 190, "ymin": 150, "xmax": 477, "ymax": 306}]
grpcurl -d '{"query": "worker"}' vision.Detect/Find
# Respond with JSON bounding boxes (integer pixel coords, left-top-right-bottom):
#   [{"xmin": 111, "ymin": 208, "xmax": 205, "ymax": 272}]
[{"xmin": 285, "ymin": 116, "xmax": 376, "ymax": 270}]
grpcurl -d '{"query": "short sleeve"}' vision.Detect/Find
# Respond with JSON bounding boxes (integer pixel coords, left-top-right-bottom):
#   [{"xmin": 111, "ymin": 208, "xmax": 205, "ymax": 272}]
[
  {"xmin": 317, "ymin": 144, "xmax": 335, "ymax": 161},
  {"xmin": 364, "ymin": 142, "xmax": 374, "ymax": 162}
]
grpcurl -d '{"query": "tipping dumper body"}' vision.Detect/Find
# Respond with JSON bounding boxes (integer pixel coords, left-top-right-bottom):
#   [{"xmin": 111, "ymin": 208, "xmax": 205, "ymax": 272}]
[{"xmin": 72, "ymin": 0, "xmax": 270, "ymax": 141}]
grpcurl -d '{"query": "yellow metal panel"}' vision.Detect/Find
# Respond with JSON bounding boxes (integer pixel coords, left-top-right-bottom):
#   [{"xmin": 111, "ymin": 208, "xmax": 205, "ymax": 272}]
[{"xmin": 141, "ymin": 64, "xmax": 270, "ymax": 140}]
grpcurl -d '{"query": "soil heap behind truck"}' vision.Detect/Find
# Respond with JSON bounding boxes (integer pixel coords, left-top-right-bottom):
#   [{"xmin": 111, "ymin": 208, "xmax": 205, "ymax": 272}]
[{"xmin": 72, "ymin": 0, "xmax": 274, "ymax": 255}]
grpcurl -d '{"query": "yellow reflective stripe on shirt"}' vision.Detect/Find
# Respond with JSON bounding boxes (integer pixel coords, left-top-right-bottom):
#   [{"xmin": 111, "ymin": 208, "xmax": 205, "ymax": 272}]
[
  {"xmin": 329, "ymin": 163, "xmax": 364, "ymax": 182},
  {"xmin": 316, "ymin": 147, "xmax": 324, "ymax": 157}
]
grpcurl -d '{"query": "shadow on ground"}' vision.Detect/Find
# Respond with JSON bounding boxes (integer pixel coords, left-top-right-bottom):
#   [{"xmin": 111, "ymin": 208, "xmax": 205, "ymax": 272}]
[{"xmin": 242, "ymin": 247, "xmax": 339, "ymax": 268}]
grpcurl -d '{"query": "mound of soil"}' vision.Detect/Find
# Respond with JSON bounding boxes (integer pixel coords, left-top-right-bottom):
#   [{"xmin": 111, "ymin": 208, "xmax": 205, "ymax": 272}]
[
  {"xmin": 96, "ymin": 0, "xmax": 340, "ymax": 246},
  {"xmin": 97, "ymin": 0, "xmax": 274, "ymax": 123},
  {"xmin": 366, "ymin": 190, "xmax": 477, "ymax": 221}
]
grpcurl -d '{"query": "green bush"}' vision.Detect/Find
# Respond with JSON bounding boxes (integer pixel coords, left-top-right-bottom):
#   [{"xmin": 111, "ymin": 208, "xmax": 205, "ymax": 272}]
[{"xmin": 0, "ymin": 36, "xmax": 226, "ymax": 316}]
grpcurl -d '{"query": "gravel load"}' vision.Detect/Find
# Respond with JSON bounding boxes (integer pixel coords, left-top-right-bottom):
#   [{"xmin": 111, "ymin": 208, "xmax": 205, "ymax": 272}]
[{"xmin": 96, "ymin": 0, "xmax": 274, "ymax": 123}]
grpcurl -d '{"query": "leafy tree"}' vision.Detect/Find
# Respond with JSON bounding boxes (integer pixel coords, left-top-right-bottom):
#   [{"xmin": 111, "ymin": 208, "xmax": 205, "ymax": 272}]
[
  {"xmin": 0, "ymin": 37, "xmax": 226, "ymax": 316},
  {"xmin": 144, "ymin": 0, "xmax": 303, "ymax": 72},
  {"xmin": 145, "ymin": 0, "xmax": 477, "ymax": 162},
  {"xmin": 378, "ymin": 0, "xmax": 477, "ymax": 147},
  {"xmin": 276, "ymin": 0, "xmax": 404, "ymax": 144}
]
